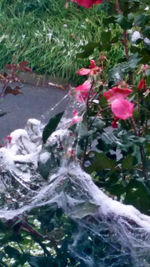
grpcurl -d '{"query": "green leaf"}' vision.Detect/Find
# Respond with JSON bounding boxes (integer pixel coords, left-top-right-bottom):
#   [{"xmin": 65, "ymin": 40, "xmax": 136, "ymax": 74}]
[
  {"xmin": 76, "ymin": 42, "xmax": 98, "ymax": 58},
  {"xmin": 42, "ymin": 112, "xmax": 64, "ymax": 144},
  {"xmin": 128, "ymin": 53, "xmax": 141, "ymax": 69},
  {"xmin": 101, "ymin": 31, "xmax": 111, "ymax": 45},
  {"xmin": 145, "ymin": 160, "xmax": 150, "ymax": 171},
  {"xmin": 29, "ymin": 256, "xmax": 53, "ymax": 267},
  {"xmin": 125, "ymin": 179, "xmax": 150, "ymax": 213},
  {"xmin": 115, "ymin": 15, "xmax": 132, "ymax": 30},
  {"xmin": 4, "ymin": 246, "xmax": 20, "ymax": 259},
  {"xmin": 108, "ymin": 64, "xmax": 124, "ymax": 83},
  {"xmin": 128, "ymin": 13, "xmax": 134, "ymax": 22},
  {"xmin": 144, "ymin": 39, "xmax": 150, "ymax": 51},
  {"xmin": 108, "ymin": 54, "xmax": 141, "ymax": 83},
  {"xmin": 99, "ymin": 95, "xmax": 107, "ymax": 108},
  {"xmin": 146, "ymin": 69, "xmax": 150, "ymax": 76},
  {"xmin": 0, "ymin": 251, "xmax": 4, "ymax": 260},
  {"xmin": 120, "ymin": 0, "xmax": 140, "ymax": 15},
  {"xmin": 143, "ymin": 26, "xmax": 150, "ymax": 39},
  {"xmin": 134, "ymin": 14, "xmax": 150, "ymax": 28},
  {"xmin": 99, "ymin": 2, "xmax": 116, "ymax": 16},
  {"xmin": 77, "ymin": 122, "xmax": 88, "ymax": 138},
  {"xmin": 146, "ymin": 144, "xmax": 150, "ymax": 156},
  {"xmin": 103, "ymin": 16, "xmax": 116, "ymax": 25},
  {"xmin": 137, "ymin": 48, "xmax": 150, "ymax": 64},
  {"xmin": 86, "ymin": 153, "xmax": 116, "ymax": 173},
  {"xmin": 122, "ymin": 155, "xmax": 134, "ymax": 169},
  {"xmin": 89, "ymin": 117, "xmax": 105, "ymax": 130}
]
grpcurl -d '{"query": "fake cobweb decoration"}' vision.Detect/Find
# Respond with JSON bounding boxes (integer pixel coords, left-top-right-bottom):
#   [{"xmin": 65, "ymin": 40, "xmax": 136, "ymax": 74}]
[{"xmin": 0, "ymin": 95, "xmax": 150, "ymax": 266}]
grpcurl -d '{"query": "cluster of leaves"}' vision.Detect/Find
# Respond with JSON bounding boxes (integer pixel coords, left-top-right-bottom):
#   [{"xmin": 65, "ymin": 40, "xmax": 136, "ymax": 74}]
[
  {"xmin": 76, "ymin": 0, "xmax": 150, "ymax": 84},
  {"xmin": 0, "ymin": 207, "xmax": 80, "ymax": 267},
  {"xmin": 0, "ymin": 204, "xmax": 134, "ymax": 267},
  {"xmin": 67, "ymin": 0, "xmax": 150, "ymax": 214}
]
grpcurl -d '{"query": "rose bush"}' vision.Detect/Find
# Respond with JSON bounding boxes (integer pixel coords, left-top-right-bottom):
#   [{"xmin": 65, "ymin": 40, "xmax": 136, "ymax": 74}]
[{"xmin": 68, "ymin": 0, "xmax": 150, "ymax": 212}]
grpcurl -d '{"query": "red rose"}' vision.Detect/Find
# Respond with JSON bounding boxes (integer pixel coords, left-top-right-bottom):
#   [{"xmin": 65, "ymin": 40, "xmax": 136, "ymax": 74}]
[
  {"xmin": 72, "ymin": 0, "xmax": 103, "ymax": 8},
  {"xmin": 138, "ymin": 78, "xmax": 146, "ymax": 91},
  {"xmin": 103, "ymin": 86, "xmax": 134, "ymax": 120},
  {"xmin": 111, "ymin": 98, "xmax": 134, "ymax": 120}
]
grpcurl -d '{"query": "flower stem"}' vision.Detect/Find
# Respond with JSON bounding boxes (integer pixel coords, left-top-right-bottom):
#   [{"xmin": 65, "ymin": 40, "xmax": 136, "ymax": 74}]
[
  {"xmin": 131, "ymin": 117, "xmax": 148, "ymax": 180},
  {"xmin": 115, "ymin": 0, "xmax": 133, "ymax": 83},
  {"xmin": 81, "ymin": 80, "xmax": 94, "ymax": 167},
  {"xmin": 123, "ymin": 31, "xmax": 129, "ymax": 61},
  {"xmin": 115, "ymin": 0, "xmax": 121, "ymax": 14},
  {"xmin": 131, "ymin": 117, "xmax": 138, "ymax": 136}
]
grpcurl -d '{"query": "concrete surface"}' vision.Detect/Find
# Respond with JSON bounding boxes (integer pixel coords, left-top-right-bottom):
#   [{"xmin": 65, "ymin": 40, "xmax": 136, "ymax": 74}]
[{"xmin": 0, "ymin": 83, "xmax": 68, "ymax": 142}]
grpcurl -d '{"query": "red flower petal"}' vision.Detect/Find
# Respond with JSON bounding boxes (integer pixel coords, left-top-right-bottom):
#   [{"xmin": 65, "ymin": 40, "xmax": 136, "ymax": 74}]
[
  {"xmin": 138, "ymin": 78, "xmax": 146, "ymax": 91},
  {"xmin": 103, "ymin": 89, "xmax": 113, "ymax": 100},
  {"xmin": 72, "ymin": 0, "xmax": 103, "ymax": 8},
  {"xmin": 77, "ymin": 68, "xmax": 91, "ymax": 76},
  {"xmin": 103, "ymin": 87, "xmax": 132, "ymax": 102},
  {"xmin": 75, "ymin": 80, "xmax": 91, "ymax": 92},
  {"xmin": 75, "ymin": 80, "xmax": 92, "ymax": 102},
  {"xmin": 89, "ymin": 60, "xmax": 97, "ymax": 69},
  {"xmin": 77, "ymin": 60, "xmax": 101, "ymax": 76},
  {"xmin": 111, "ymin": 98, "xmax": 134, "ymax": 120},
  {"xmin": 113, "ymin": 87, "xmax": 132, "ymax": 97},
  {"xmin": 111, "ymin": 120, "xmax": 118, "ymax": 128}
]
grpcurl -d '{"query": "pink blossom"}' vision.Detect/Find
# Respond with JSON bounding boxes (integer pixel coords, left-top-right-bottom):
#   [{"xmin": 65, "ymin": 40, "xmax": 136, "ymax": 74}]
[
  {"xmin": 89, "ymin": 59, "xmax": 96, "ymax": 68},
  {"xmin": 75, "ymin": 80, "xmax": 92, "ymax": 102},
  {"xmin": 111, "ymin": 98, "xmax": 134, "ymax": 120},
  {"xmin": 103, "ymin": 86, "xmax": 134, "ymax": 121},
  {"xmin": 142, "ymin": 64, "xmax": 150, "ymax": 71},
  {"xmin": 77, "ymin": 68, "xmax": 91, "ymax": 76},
  {"xmin": 103, "ymin": 87, "xmax": 132, "ymax": 102},
  {"xmin": 72, "ymin": 0, "xmax": 103, "ymax": 8},
  {"xmin": 138, "ymin": 64, "xmax": 150, "ymax": 74},
  {"xmin": 77, "ymin": 60, "xmax": 102, "ymax": 76}
]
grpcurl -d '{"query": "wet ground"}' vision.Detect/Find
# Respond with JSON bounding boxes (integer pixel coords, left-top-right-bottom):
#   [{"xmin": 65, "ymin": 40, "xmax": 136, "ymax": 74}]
[{"xmin": 0, "ymin": 83, "xmax": 68, "ymax": 142}]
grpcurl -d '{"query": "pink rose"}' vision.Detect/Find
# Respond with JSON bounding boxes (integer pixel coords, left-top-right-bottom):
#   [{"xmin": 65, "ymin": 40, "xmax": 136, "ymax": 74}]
[
  {"xmin": 103, "ymin": 87, "xmax": 132, "ymax": 102},
  {"xmin": 77, "ymin": 60, "xmax": 102, "ymax": 76},
  {"xmin": 104, "ymin": 86, "xmax": 134, "ymax": 121},
  {"xmin": 72, "ymin": 0, "xmax": 103, "ymax": 9},
  {"xmin": 111, "ymin": 98, "xmax": 134, "ymax": 120},
  {"xmin": 74, "ymin": 80, "xmax": 92, "ymax": 102}
]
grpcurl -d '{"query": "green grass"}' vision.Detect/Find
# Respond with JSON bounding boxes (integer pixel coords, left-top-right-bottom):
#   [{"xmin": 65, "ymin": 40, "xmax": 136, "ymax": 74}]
[
  {"xmin": 0, "ymin": 0, "xmax": 124, "ymax": 83},
  {"xmin": 0, "ymin": 0, "xmax": 102, "ymax": 83}
]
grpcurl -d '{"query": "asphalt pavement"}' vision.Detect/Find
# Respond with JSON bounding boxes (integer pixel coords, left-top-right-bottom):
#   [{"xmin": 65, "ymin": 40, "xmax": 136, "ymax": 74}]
[{"xmin": 0, "ymin": 83, "xmax": 68, "ymax": 142}]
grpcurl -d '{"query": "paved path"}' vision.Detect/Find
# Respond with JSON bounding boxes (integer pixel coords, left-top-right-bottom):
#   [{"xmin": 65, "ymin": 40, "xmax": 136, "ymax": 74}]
[{"xmin": 0, "ymin": 84, "xmax": 68, "ymax": 141}]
